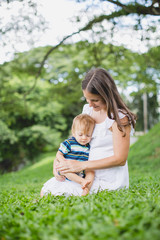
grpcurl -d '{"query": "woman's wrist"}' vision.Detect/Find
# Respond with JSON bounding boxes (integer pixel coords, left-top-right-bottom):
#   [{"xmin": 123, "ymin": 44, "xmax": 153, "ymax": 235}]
[{"xmin": 83, "ymin": 161, "xmax": 90, "ymax": 171}]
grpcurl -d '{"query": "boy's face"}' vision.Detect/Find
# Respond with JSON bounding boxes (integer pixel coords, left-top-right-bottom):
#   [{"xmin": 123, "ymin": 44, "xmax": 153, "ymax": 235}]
[{"xmin": 73, "ymin": 125, "xmax": 94, "ymax": 146}]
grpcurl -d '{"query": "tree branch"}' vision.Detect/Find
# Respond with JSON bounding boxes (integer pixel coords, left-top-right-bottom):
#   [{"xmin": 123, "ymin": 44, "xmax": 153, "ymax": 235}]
[
  {"xmin": 101, "ymin": 0, "xmax": 132, "ymax": 12},
  {"xmin": 24, "ymin": 29, "xmax": 81, "ymax": 96},
  {"xmin": 35, "ymin": 8, "xmax": 129, "ymax": 79},
  {"xmin": 104, "ymin": 0, "xmax": 160, "ymax": 15},
  {"xmin": 81, "ymin": 9, "xmax": 129, "ymax": 31},
  {"xmin": 25, "ymin": 0, "xmax": 160, "ymax": 96},
  {"xmin": 35, "ymin": 1, "xmax": 160, "ymax": 78}
]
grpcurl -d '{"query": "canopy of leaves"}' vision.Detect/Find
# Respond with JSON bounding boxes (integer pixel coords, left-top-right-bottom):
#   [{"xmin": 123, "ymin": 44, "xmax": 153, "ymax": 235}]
[{"xmin": 0, "ymin": 40, "xmax": 159, "ymax": 172}]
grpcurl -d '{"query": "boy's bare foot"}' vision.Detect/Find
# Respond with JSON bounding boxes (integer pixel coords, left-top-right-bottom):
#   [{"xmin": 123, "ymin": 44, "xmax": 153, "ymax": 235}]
[
  {"xmin": 81, "ymin": 179, "xmax": 91, "ymax": 189},
  {"xmin": 81, "ymin": 187, "xmax": 89, "ymax": 196}
]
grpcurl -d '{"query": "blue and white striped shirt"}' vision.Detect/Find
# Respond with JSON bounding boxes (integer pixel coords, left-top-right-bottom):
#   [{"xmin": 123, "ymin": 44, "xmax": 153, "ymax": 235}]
[{"xmin": 58, "ymin": 136, "xmax": 90, "ymax": 178}]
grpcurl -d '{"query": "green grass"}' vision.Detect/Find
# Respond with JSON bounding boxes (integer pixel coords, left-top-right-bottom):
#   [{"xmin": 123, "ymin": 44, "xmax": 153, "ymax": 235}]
[{"xmin": 0, "ymin": 123, "xmax": 160, "ymax": 240}]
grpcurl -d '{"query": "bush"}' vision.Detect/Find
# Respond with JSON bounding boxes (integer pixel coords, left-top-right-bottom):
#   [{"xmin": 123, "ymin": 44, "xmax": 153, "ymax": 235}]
[
  {"xmin": 18, "ymin": 125, "xmax": 61, "ymax": 158},
  {"xmin": 0, "ymin": 120, "xmax": 19, "ymax": 172},
  {"xmin": 0, "ymin": 121, "xmax": 61, "ymax": 173},
  {"xmin": 0, "ymin": 120, "xmax": 17, "ymax": 145}
]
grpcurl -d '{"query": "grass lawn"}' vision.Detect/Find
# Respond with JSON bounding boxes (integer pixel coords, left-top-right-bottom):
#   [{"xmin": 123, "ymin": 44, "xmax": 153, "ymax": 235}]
[{"xmin": 0, "ymin": 122, "xmax": 160, "ymax": 240}]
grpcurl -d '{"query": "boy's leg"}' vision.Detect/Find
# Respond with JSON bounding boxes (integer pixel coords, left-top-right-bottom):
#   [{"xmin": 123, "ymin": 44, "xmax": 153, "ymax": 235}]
[
  {"xmin": 80, "ymin": 171, "xmax": 95, "ymax": 196},
  {"xmin": 64, "ymin": 172, "xmax": 91, "ymax": 188},
  {"xmin": 81, "ymin": 170, "xmax": 95, "ymax": 192}
]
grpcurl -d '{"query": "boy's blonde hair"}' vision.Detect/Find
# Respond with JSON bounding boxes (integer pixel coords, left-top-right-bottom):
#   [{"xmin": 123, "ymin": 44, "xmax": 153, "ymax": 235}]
[{"xmin": 71, "ymin": 114, "xmax": 95, "ymax": 135}]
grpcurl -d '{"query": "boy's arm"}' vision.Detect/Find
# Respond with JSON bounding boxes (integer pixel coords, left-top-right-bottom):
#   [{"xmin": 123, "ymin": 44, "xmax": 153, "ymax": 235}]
[
  {"xmin": 56, "ymin": 150, "xmax": 66, "ymax": 163},
  {"xmin": 84, "ymin": 170, "xmax": 95, "ymax": 190}
]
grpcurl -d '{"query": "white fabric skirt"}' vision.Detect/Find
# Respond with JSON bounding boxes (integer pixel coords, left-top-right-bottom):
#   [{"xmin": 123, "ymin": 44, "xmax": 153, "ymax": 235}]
[
  {"xmin": 41, "ymin": 177, "xmax": 84, "ymax": 197},
  {"xmin": 41, "ymin": 176, "xmax": 128, "ymax": 197}
]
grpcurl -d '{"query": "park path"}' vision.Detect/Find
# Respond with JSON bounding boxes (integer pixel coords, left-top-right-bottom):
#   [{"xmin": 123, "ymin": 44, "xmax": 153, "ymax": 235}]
[{"xmin": 130, "ymin": 136, "xmax": 138, "ymax": 145}]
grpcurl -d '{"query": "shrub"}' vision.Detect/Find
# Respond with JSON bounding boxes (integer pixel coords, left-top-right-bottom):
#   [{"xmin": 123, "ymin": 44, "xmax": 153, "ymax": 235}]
[
  {"xmin": 18, "ymin": 125, "xmax": 61, "ymax": 158},
  {"xmin": 0, "ymin": 121, "xmax": 61, "ymax": 173}
]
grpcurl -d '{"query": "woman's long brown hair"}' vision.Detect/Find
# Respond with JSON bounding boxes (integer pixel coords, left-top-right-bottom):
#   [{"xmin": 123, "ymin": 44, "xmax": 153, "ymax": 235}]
[{"xmin": 82, "ymin": 68, "xmax": 137, "ymax": 136}]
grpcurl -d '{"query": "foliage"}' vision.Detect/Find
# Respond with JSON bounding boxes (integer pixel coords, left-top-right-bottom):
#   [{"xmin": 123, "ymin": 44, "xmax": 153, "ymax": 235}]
[
  {"xmin": 0, "ymin": 120, "xmax": 17, "ymax": 144},
  {"xmin": 1, "ymin": 0, "xmax": 160, "ymax": 173},
  {"xmin": 0, "ymin": 0, "xmax": 47, "ymax": 50},
  {"xmin": 1, "ymin": 0, "xmax": 160, "ymax": 70},
  {"xmin": 44, "ymin": 41, "xmax": 160, "ymax": 131},
  {"xmin": 127, "ymin": 46, "xmax": 160, "ymax": 130},
  {"xmin": 0, "ymin": 42, "xmax": 159, "ymax": 171},
  {"xmin": 74, "ymin": 0, "xmax": 160, "ymax": 33},
  {"xmin": 37, "ymin": 0, "xmax": 160, "ymax": 74},
  {"xmin": 0, "ymin": 48, "xmax": 67, "ymax": 172},
  {"xmin": 128, "ymin": 121, "xmax": 160, "ymax": 173},
  {"xmin": 0, "ymin": 122, "xmax": 160, "ymax": 239},
  {"xmin": 0, "ymin": 123, "xmax": 61, "ymax": 173},
  {"xmin": 18, "ymin": 125, "xmax": 61, "ymax": 157},
  {"xmin": 0, "ymin": 120, "xmax": 18, "ymax": 171}
]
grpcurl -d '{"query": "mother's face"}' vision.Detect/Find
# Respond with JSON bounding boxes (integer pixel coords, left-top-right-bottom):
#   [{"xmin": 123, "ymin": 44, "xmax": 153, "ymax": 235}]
[{"xmin": 83, "ymin": 90, "xmax": 106, "ymax": 112}]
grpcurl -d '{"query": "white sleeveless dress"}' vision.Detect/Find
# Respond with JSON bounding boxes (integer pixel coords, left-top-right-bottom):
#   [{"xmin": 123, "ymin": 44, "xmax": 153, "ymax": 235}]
[{"xmin": 41, "ymin": 104, "xmax": 130, "ymax": 196}]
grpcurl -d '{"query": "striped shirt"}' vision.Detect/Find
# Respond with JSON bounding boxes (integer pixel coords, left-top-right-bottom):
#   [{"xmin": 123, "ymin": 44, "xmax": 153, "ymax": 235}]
[{"xmin": 58, "ymin": 136, "xmax": 90, "ymax": 178}]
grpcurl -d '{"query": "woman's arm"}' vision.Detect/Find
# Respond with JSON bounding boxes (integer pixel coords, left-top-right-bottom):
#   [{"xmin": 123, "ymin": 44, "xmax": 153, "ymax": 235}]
[
  {"xmin": 85, "ymin": 121, "xmax": 130, "ymax": 170},
  {"xmin": 56, "ymin": 121, "xmax": 131, "ymax": 174},
  {"xmin": 53, "ymin": 151, "xmax": 66, "ymax": 181}
]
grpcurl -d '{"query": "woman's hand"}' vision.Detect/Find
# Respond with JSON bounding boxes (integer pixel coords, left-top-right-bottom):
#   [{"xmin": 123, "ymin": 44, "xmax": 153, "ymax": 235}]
[
  {"xmin": 56, "ymin": 160, "xmax": 85, "ymax": 174},
  {"xmin": 53, "ymin": 157, "xmax": 66, "ymax": 182},
  {"xmin": 54, "ymin": 170, "xmax": 66, "ymax": 182}
]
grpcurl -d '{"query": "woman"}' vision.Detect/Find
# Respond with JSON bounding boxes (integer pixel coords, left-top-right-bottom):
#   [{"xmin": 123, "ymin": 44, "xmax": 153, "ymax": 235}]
[{"xmin": 41, "ymin": 68, "xmax": 136, "ymax": 197}]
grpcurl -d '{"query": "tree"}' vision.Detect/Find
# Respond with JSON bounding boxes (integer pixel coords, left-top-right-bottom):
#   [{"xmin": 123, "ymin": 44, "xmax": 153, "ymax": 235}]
[
  {"xmin": 1, "ymin": 0, "xmax": 160, "ymax": 78},
  {"xmin": 0, "ymin": 0, "xmax": 47, "ymax": 58},
  {"xmin": 38, "ymin": 41, "xmax": 160, "ymax": 133},
  {"xmin": 37, "ymin": 0, "xmax": 160, "ymax": 72},
  {"xmin": 0, "ymin": 38, "xmax": 159, "ymax": 172},
  {"xmin": 0, "ymin": 47, "xmax": 67, "ymax": 172},
  {"xmin": 127, "ymin": 45, "xmax": 160, "ymax": 131}
]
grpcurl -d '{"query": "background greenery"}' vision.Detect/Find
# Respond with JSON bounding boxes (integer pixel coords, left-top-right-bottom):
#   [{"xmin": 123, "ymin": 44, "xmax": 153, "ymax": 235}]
[
  {"xmin": 0, "ymin": 42, "xmax": 160, "ymax": 172},
  {"xmin": 0, "ymin": 1, "xmax": 160, "ymax": 239},
  {"xmin": 0, "ymin": 121, "xmax": 160, "ymax": 240},
  {"xmin": 0, "ymin": 0, "xmax": 160, "ymax": 172}
]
